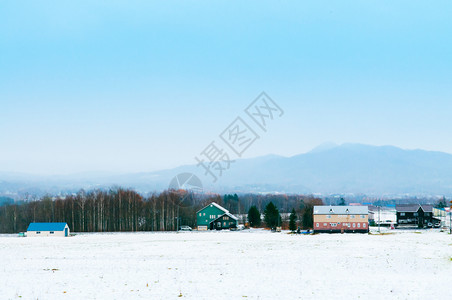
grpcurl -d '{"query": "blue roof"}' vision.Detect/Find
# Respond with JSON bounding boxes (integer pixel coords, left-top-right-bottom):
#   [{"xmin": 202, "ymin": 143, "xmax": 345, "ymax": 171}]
[{"xmin": 27, "ymin": 222, "xmax": 68, "ymax": 231}]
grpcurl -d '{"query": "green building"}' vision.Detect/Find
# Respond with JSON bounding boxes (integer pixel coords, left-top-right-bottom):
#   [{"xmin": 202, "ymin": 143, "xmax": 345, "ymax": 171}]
[{"xmin": 196, "ymin": 202, "xmax": 238, "ymax": 230}]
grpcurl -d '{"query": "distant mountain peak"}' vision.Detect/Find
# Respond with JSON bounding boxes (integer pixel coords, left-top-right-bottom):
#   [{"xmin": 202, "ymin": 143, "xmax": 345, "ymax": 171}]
[{"xmin": 308, "ymin": 142, "xmax": 339, "ymax": 153}]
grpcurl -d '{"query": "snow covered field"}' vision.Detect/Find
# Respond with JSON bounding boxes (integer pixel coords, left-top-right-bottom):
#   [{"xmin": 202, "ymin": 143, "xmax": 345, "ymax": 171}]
[{"xmin": 1, "ymin": 229, "xmax": 451, "ymax": 299}]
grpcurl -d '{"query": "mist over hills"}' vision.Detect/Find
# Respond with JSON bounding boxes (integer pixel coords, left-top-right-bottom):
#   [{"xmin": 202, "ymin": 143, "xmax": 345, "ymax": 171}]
[{"xmin": 2, "ymin": 143, "xmax": 452, "ymax": 199}]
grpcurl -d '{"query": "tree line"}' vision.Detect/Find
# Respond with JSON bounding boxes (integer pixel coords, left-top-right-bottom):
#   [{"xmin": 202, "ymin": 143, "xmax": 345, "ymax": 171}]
[
  {"xmin": 0, "ymin": 188, "xmax": 323, "ymax": 233},
  {"xmin": 247, "ymin": 197, "xmax": 324, "ymax": 231},
  {"xmin": 0, "ymin": 188, "xmax": 222, "ymax": 233}
]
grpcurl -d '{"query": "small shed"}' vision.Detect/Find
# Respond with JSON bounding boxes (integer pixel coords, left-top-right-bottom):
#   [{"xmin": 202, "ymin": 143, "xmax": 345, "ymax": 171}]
[{"xmin": 27, "ymin": 222, "xmax": 70, "ymax": 237}]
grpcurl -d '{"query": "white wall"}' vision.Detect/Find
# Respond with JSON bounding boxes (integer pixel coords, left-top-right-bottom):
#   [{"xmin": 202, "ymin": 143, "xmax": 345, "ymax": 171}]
[
  {"xmin": 369, "ymin": 210, "xmax": 397, "ymax": 224},
  {"xmin": 27, "ymin": 225, "xmax": 70, "ymax": 237}
]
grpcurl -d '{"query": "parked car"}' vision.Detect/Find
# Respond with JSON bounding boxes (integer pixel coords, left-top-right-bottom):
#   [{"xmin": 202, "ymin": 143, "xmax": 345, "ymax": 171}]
[
  {"xmin": 230, "ymin": 224, "xmax": 245, "ymax": 231},
  {"xmin": 178, "ymin": 226, "xmax": 192, "ymax": 231}
]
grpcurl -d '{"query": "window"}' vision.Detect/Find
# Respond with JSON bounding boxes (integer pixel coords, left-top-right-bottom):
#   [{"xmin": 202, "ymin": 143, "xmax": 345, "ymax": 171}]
[
  {"xmin": 363, "ymin": 223, "xmax": 366, "ymax": 228},
  {"xmin": 199, "ymin": 213, "xmax": 202, "ymax": 216},
  {"xmin": 330, "ymin": 223, "xmax": 337, "ymax": 227},
  {"xmin": 360, "ymin": 215, "xmax": 366, "ymax": 219},
  {"xmin": 323, "ymin": 223, "xmax": 327, "ymax": 226},
  {"xmin": 351, "ymin": 215, "xmax": 355, "ymax": 219},
  {"xmin": 316, "ymin": 223, "xmax": 319, "ymax": 227},
  {"xmin": 357, "ymin": 223, "xmax": 360, "ymax": 228},
  {"xmin": 327, "ymin": 215, "xmax": 331, "ymax": 219},
  {"xmin": 50, "ymin": 231, "xmax": 54, "ymax": 234},
  {"xmin": 352, "ymin": 223, "xmax": 356, "ymax": 228},
  {"xmin": 203, "ymin": 213, "xmax": 206, "ymax": 216},
  {"xmin": 414, "ymin": 213, "xmax": 418, "ymax": 217},
  {"xmin": 400, "ymin": 212, "xmax": 405, "ymax": 216},
  {"xmin": 36, "ymin": 231, "xmax": 41, "ymax": 234}
]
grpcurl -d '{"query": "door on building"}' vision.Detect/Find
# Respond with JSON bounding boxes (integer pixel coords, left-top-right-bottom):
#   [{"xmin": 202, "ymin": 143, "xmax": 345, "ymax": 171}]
[{"xmin": 65, "ymin": 228, "xmax": 68, "ymax": 237}]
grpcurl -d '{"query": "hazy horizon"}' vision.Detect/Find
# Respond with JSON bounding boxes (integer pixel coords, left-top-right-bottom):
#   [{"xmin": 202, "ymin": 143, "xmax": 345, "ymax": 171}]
[{"xmin": 1, "ymin": 142, "xmax": 451, "ymax": 177}]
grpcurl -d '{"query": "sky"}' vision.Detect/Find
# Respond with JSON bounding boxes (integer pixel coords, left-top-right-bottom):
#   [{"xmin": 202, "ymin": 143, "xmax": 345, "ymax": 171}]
[{"xmin": 1, "ymin": 1, "xmax": 452, "ymax": 175}]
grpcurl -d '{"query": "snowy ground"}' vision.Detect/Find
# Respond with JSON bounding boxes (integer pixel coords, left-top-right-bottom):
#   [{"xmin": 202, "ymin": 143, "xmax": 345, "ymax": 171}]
[{"xmin": 1, "ymin": 228, "xmax": 451, "ymax": 299}]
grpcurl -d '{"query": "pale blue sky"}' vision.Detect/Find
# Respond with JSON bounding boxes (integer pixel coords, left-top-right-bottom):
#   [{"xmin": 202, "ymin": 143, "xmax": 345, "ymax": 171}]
[{"xmin": 1, "ymin": 1, "xmax": 452, "ymax": 174}]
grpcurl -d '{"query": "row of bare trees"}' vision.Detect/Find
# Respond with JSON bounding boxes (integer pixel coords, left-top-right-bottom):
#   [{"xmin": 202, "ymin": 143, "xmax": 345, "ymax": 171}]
[{"xmin": 0, "ymin": 188, "xmax": 221, "ymax": 233}]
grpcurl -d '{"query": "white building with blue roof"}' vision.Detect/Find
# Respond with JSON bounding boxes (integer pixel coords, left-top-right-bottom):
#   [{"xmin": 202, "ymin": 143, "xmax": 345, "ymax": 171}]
[{"xmin": 27, "ymin": 222, "xmax": 70, "ymax": 237}]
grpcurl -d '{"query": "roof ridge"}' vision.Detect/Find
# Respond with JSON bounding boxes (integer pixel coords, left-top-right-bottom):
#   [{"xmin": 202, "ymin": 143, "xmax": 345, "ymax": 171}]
[{"xmin": 197, "ymin": 202, "xmax": 229, "ymax": 213}]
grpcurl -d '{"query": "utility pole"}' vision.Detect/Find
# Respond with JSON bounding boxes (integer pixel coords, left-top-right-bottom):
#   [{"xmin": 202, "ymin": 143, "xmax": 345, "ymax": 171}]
[
  {"xmin": 378, "ymin": 206, "xmax": 381, "ymax": 234},
  {"xmin": 176, "ymin": 205, "xmax": 180, "ymax": 232},
  {"xmin": 449, "ymin": 200, "xmax": 452, "ymax": 234}
]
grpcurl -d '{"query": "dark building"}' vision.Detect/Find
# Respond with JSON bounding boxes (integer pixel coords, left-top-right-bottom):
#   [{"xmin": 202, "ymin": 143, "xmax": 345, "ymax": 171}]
[
  {"xmin": 209, "ymin": 212, "xmax": 238, "ymax": 230},
  {"xmin": 396, "ymin": 204, "xmax": 439, "ymax": 228}
]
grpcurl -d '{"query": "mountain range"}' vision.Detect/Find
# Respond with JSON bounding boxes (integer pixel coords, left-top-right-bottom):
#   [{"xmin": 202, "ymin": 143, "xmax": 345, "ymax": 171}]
[{"xmin": 2, "ymin": 143, "xmax": 452, "ymax": 198}]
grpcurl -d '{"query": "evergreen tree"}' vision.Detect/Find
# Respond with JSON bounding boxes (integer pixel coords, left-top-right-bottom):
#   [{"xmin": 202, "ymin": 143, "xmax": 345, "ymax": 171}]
[
  {"xmin": 301, "ymin": 198, "xmax": 324, "ymax": 229},
  {"xmin": 338, "ymin": 197, "xmax": 346, "ymax": 206},
  {"xmin": 301, "ymin": 205, "xmax": 313, "ymax": 229},
  {"xmin": 247, "ymin": 206, "xmax": 261, "ymax": 227},
  {"xmin": 264, "ymin": 202, "xmax": 280, "ymax": 228},
  {"xmin": 289, "ymin": 208, "xmax": 297, "ymax": 232},
  {"xmin": 223, "ymin": 193, "xmax": 240, "ymax": 213},
  {"xmin": 436, "ymin": 197, "xmax": 447, "ymax": 208}
]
